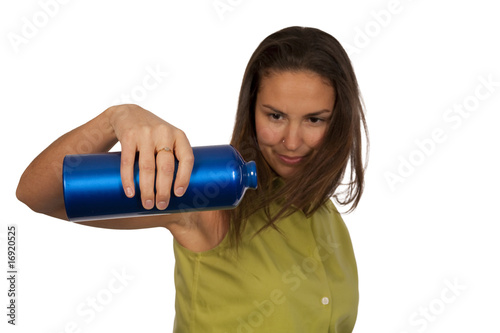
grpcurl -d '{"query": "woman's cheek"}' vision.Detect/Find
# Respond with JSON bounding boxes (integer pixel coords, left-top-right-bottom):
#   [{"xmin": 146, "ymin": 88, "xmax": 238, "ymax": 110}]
[
  {"xmin": 304, "ymin": 127, "xmax": 327, "ymax": 148},
  {"xmin": 256, "ymin": 125, "xmax": 282, "ymax": 146}
]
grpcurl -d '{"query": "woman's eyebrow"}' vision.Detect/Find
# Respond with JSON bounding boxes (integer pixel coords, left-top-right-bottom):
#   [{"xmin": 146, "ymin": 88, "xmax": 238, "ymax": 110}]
[
  {"xmin": 262, "ymin": 104, "xmax": 332, "ymax": 117},
  {"xmin": 306, "ymin": 109, "xmax": 332, "ymax": 117},
  {"xmin": 262, "ymin": 104, "xmax": 286, "ymax": 115}
]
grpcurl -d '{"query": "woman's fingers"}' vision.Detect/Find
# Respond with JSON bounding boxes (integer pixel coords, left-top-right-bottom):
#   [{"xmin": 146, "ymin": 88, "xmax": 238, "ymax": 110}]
[
  {"xmin": 172, "ymin": 133, "xmax": 194, "ymax": 197},
  {"xmin": 120, "ymin": 137, "xmax": 138, "ymax": 199},
  {"xmin": 155, "ymin": 146, "xmax": 176, "ymax": 210},
  {"xmin": 155, "ymin": 131, "xmax": 193, "ymax": 210},
  {"xmin": 138, "ymin": 144, "xmax": 157, "ymax": 210},
  {"xmin": 112, "ymin": 104, "xmax": 193, "ymax": 211}
]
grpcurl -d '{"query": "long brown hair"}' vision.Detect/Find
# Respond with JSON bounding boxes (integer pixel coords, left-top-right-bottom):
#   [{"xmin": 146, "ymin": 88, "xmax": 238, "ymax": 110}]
[{"xmin": 227, "ymin": 26, "xmax": 368, "ymax": 245}]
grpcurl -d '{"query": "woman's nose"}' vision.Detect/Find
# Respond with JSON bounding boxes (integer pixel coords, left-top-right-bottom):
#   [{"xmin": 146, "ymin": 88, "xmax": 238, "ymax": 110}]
[{"xmin": 282, "ymin": 123, "xmax": 302, "ymax": 151}]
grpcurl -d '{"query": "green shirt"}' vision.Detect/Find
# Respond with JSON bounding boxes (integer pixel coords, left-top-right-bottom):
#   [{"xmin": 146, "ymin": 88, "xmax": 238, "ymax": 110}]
[{"xmin": 173, "ymin": 200, "xmax": 358, "ymax": 332}]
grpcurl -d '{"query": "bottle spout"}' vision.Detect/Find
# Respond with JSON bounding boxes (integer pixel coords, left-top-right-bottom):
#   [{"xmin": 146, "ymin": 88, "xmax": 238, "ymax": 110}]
[{"xmin": 242, "ymin": 161, "xmax": 258, "ymax": 189}]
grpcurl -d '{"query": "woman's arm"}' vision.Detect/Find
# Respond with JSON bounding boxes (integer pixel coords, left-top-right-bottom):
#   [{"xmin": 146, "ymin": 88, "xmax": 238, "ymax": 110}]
[{"xmin": 16, "ymin": 104, "xmax": 195, "ymax": 229}]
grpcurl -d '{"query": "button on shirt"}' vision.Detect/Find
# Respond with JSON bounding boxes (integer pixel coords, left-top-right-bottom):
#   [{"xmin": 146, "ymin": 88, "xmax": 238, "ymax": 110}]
[{"xmin": 173, "ymin": 200, "xmax": 359, "ymax": 333}]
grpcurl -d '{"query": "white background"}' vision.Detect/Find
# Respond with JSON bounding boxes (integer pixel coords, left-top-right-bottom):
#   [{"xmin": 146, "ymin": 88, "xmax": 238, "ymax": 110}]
[{"xmin": 1, "ymin": 0, "xmax": 499, "ymax": 332}]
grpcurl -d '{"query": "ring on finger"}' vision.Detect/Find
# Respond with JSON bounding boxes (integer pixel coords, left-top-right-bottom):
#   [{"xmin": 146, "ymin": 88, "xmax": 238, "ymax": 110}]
[{"xmin": 157, "ymin": 147, "xmax": 173, "ymax": 154}]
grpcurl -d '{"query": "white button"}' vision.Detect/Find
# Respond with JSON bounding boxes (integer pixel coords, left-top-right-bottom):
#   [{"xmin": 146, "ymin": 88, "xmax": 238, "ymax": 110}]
[{"xmin": 321, "ymin": 297, "xmax": 330, "ymax": 305}]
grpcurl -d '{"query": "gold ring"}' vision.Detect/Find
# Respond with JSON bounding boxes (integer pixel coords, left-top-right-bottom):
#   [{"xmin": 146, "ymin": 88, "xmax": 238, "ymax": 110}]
[{"xmin": 157, "ymin": 147, "xmax": 173, "ymax": 154}]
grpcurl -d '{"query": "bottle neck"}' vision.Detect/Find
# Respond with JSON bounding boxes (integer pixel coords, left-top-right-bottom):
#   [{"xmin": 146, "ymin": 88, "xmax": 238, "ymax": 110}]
[{"xmin": 242, "ymin": 161, "xmax": 257, "ymax": 189}]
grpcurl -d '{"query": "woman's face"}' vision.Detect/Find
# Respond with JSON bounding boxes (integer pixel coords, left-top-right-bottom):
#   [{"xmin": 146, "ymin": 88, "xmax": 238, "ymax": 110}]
[{"xmin": 255, "ymin": 70, "xmax": 335, "ymax": 179}]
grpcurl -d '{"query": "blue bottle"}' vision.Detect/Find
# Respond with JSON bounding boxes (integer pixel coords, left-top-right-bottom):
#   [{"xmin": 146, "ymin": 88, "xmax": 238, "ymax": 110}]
[{"xmin": 62, "ymin": 145, "xmax": 257, "ymax": 222}]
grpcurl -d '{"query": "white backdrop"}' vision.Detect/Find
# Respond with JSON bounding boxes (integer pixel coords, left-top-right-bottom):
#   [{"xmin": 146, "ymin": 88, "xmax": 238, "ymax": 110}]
[{"xmin": 1, "ymin": 0, "xmax": 499, "ymax": 332}]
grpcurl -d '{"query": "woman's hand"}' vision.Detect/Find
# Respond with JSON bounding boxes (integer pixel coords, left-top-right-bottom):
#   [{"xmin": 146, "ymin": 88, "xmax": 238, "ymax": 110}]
[{"xmin": 109, "ymin": 104, "xmax": 194, "ymax": 210}]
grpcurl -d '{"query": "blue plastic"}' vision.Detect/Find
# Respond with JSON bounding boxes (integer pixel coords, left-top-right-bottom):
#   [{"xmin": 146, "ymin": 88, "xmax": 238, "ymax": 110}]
[{"xmin": 63, "ymin": 145, "xmax": 257, "ymax": 222}]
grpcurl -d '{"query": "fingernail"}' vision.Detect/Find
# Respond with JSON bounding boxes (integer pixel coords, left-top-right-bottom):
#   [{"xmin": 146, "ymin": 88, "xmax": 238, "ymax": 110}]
[
  {"xmin": 126, "ymin": 187, "xmax": 134, "ymax": 197},
  {"xmin": 175, "ymin": 187, "xmax": 184, "ymax": 196},
  {"xmin": 145, "ymin": 200, "xmax": 154, "ymax": 209},
  {"xmin": 157, "ymin": 201, "xmax": 167, "ymax": 210}
]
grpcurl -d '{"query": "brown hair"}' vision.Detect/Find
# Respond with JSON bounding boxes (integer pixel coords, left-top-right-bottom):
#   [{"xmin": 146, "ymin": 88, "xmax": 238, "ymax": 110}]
[{"xmin": 227, "ymin": 26, "xmax": 368, "ymax": 245}]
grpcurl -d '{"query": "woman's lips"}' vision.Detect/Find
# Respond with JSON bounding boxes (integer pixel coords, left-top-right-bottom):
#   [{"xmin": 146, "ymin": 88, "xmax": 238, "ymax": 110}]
[{"xmin": 277, "ymin": 153, "xmax": 304, "ymax": 165}]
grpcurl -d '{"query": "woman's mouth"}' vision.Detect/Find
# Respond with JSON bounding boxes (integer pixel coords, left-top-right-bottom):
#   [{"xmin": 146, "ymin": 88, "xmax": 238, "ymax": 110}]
[{"xmin": 276, "ymin": 153, "xmax": 304, "ymax": 165}]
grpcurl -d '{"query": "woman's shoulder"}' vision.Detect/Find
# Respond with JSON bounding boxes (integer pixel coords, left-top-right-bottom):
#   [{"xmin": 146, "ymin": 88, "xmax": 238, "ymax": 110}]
[
  {"xmin": 312, "ymin": 199, "xmax": 343, "ymax": 222},
  {"xmin": 310, "ymin": 199, "xmax": 353, "ymax": 243}
]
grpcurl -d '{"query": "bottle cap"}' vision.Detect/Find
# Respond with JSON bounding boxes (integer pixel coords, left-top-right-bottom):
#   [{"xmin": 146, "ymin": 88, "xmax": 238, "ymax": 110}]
[{"xmin": 242, "ymin": 161, "xmax": 258, "ymax": 189}]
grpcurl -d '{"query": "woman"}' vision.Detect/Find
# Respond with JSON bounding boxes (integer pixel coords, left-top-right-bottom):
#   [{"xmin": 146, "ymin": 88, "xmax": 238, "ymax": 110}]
[{"xmin": 17, "ymin": 26, "xmax": 367, "ymax": 332}]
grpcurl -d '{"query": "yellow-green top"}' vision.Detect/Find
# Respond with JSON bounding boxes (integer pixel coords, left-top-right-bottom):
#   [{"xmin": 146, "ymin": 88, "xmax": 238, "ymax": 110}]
[{"xmin": 173, "ymin": 200, "xmax": 358, "ymax": 333}]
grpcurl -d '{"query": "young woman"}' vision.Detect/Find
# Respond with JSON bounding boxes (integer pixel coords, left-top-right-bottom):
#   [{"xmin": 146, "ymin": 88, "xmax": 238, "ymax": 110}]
[{"xmin": 17, "ymin": 26, "xmax": 368, "ymax": 332}]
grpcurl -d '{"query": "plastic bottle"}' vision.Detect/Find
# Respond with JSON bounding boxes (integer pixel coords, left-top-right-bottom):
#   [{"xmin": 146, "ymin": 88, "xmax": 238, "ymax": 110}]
[{"xmin": 63, "ymin": 145, "xmax": 257, "ymax": 222}]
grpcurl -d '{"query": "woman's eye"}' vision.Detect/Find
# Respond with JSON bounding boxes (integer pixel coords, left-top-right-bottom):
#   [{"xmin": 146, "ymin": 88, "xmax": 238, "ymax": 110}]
[
  {"xmin": 309, "ymin": 117, "xmax": 323, "ymax": 123},
  {"xmin": 269, "ymin": 113, "xmax": 282, "ymax": 120}
]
